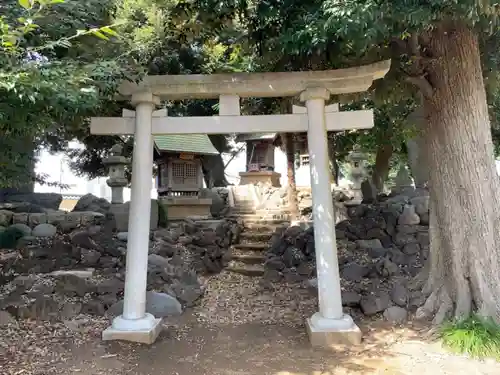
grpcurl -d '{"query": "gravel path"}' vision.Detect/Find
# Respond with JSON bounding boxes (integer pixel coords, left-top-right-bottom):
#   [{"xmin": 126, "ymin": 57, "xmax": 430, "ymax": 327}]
[{"xmin": 2, "ymin": 271, "xmax": 500, "ymax": 375}]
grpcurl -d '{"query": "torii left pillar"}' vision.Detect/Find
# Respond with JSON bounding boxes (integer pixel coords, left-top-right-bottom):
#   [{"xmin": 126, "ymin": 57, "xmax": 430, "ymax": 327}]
[{"xmin": 102, "ymin": 92, "xmax": 163, "ymax": 344}]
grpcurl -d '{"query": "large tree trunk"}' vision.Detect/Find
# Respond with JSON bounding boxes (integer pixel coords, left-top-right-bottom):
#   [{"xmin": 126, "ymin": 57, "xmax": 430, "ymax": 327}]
[
  {"xmin": 416, "ymin": 22, "xmax": 500, "ymax": 323},
  {"xmin": 284, "ymin": 134, "xmax": 299, "ymax": 219},
  {"xmin": 371, "ymin": 143, "xmax": 393, "ymax": 192}
]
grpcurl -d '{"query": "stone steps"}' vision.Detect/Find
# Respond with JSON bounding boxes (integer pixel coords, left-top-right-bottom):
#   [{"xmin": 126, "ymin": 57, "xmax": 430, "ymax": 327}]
[
  {"xmin": 227, "ymin": 261, "xmax": 265, "ymax": 276},
  {"xmin": 239, "ymin": 231, "xmax": 274, "ymax": 241},
  {"xmin": 229, "ymin": 214, "xmax": 291, "ymax": 223},
  {"xmin": 230, "ymin": 251, "xmax": 266, "ymax": 265},
  {"xmin": 233, "ymin": 242, "xmax": 268, "ymax": 251},
  {"xmin": 243, "ymin": 222, "xmax": 287, "ymax": 232}
]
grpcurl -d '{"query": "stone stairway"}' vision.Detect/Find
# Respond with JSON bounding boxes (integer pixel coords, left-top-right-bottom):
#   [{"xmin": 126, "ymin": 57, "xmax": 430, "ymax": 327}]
[{"xmin": 227, "ymin": 186, "xmax": 291, "ymax": 276}]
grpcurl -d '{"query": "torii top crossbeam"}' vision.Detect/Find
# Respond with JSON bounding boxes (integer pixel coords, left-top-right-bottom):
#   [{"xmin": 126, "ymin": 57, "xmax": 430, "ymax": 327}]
[{"xmin": 118, "ymin": 60, "xmax": 391, "ymax": 99}]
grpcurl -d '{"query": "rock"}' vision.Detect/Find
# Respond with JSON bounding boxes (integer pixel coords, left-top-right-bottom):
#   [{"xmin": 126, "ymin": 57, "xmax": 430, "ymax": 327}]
[
  {"xmin": 402, "ymin": 242, "xmax": 420, "ymax": 255},
  {"xmin": 96, "ymin": 278, "xmax": 124, "ymax": 295},
  {"xmin": 393, "ymin": 232, "xmax": 417, "ymax": 247},
  {"xmin": 18, "ymin": 193, "xmax": 62, "ymax": 210},
  {"xmin": 263, "ymin": 269, "xmax": 282, "ymax": 283},
  {"xmin": 73, "ymin": 193, "xmax": 110, "ymax": 214},
  {"xmin": 398, "ymin": 205, "xmax": 420, "ymax": 226},
  {"xmin": 388, "ymin": 248, "xmax": 410, "ymax": 266},
  {"xmin": 383, "ymin": 306, "xmax": 408, "ymax": 324},
  {"xmin": 171, "ymin": 283, "xmax": 203, "ymax": 307},
  {"xmin": 22, "ymin": 296, "xmax": 60, "ymax": 320},
  {"xmin": 416, "ymin": 232, "xmax": 430, "ymax": 248},
  {"xmin": 80, "ymin": 249, "xmax": 101, "ymax": 266},
  {"xmin": 342, "ymin": 291, "xmax": 361, "ymax": 307},
  {"xmin": 9, "ymin": 223, "xmax": 31, "ymax": 237},
  {"xmin": 360, "ymin": 292, "xmax": 391, "ymax": 316},
  {"xmin": 410, "ymin": 195, "xmax": 429, "ymax": 216},
  {"xmin": 107, "ymin": 291, "xmax": 183, "ymax": 317},
  {"xmin": 82, "ymin": 300, "xmax": 105, "ymax": 315},
  {"xmin": 115, "ymin": 232, "xmax": 128, "ymax": 243},
  {"xmin": 367, "ymin": 247, "xmax": 388, "ymax": 259},
  {"xmin": 60, "ymin": 302, "xmax": 83, "ymax": 319},
  {"xmin": 32, "ymin": 223, "xmax": 57, "ymax": 237},
  {"xmin": 356, "ymin": 239, "xmax": 382, "ymax": 250},
  {"xmin": 0, "ymin": 310, "xmax": 15, "ymax": 326},
  {"xmin": 265, "ymin": 256, "xmax": 286, "ymax": 271},
  {"xmin": 282, "ymin": 246, "xmax": 305, "ymax": 268},
  {"xmin": 341, "ymin": 263, "xmax": 370, "ymax": 282},
  {"xmin": 55, "ymin": 274, "xmax": 92, "ymax": 297},
  {"xmin": 0, "ymin": 210, "xmax": 13, "ymax": 226},
  {"xmin": 419, "ymin": 212, "xmax": 429, "ymax": 225},
  {"xmin": 70, "ymin": 230, "xmax": 99, "ymax": 250},
  {"xmin": 148, "ymin": 254, "xmax": 170, "ymax": 269},
  {"xmin": 28, "ymin": 213, "xmax": 48, "ymax": 227},
  {"xmin": 391, "ymin": 284, "xmax": 408, "ymax": 307},
  {"xmin": 376, "ymin": 258, "xmax": 400, "ymax": 277}
]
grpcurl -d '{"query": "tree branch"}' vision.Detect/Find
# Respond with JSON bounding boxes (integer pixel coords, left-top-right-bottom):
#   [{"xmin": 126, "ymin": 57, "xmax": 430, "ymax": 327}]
[
  {"xmin": 409, "ymin": 32, "xmax": 420, "ymax": 57},
  {"xmin": 406, "ymin": 75, "xmax": 434, "ymax": 100}
]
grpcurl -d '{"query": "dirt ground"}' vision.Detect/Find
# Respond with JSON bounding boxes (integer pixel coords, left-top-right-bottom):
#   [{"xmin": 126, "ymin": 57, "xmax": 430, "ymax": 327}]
[{"xmin": 3, "ymin": 271, "xmax": 500, "ymax": 375}]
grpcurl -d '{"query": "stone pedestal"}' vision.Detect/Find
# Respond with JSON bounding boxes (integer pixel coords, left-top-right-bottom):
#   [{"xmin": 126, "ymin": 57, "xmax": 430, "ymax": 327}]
[
  {"xmin": 109, "ymin": 199, "xmax": 159, "ymax": 232},
  {"xmin": 306, "ymin": 314, "xmax": 362, "ymax": 347},
  {"xmin": 102, "ymin": 313, "xmax": 162, "ymax": 344},
  {"xmin": 239, "ymin": 171, "xmax": 281, "ymax": 187},
  {"xmin": 159, "ymin": 198, "xmax": 212, "ymax": 220}
]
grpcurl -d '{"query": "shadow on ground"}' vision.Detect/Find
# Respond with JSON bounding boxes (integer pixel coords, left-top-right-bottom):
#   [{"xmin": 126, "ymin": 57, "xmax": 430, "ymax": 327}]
[{"xmin": 59, "ymin": 317, "xmax": 428, "ymax": 375}]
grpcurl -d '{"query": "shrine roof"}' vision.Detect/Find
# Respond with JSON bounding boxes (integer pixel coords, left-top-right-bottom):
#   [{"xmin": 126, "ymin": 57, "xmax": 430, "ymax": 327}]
[
  {"xmin": 235, "ymin": 133, "xmax": 277, "ymax": 143},
  {"xmin": 153, "ymin": 134, "xmax": 219, "ymax": 155}
]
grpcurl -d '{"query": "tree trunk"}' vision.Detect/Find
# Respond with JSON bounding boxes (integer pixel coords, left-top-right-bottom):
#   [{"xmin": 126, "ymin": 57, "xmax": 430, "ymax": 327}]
[
  {"xmin": 416, "ymin": 22, "xmax": 500, "ymax": 323},
  {"xmin": 202, "ymin": 154, "xmax": 228, "ymax": 187},
  {"xmin": 328, "ymin": 135, "xmax": 338, "ymax": 185},
  {"xmin": 405, "ymin": 106, "xmax": 429, "ymax": 187},
  {"xmin": 285, "ymin": 133, "xmax": 299, "ymax": 219},
  {"xmin": 371, "ymin": 143, "xmax": 393, "ymax": 192}
]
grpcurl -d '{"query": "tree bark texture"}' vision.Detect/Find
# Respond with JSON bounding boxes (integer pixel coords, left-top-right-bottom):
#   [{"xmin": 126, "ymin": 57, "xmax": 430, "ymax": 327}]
[
  {"xmin": 285, "ymin": 133, "xmax": 299, "ymax": 219},
  {"xmin": 417, "ymin": 22, "xmax": 500, "ymax": 323},
  {"xmin": 371, "ymin": 143, "xmax": 393, "ymax": 192}
]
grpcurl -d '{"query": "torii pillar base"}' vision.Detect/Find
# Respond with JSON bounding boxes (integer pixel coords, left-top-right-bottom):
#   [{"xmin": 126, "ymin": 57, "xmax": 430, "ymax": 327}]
[
  {"xmin": 306, "ymin": 313, "xmax": 362, "ymax": 349},
  {"xmin": 102, "ymin": 314, "xmax": 162, "ymax": 344}
]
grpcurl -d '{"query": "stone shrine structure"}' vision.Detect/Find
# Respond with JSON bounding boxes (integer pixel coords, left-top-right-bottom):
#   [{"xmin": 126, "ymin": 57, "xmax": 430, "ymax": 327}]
[
  {"xmin": 153, "ymin": 125, "xmax": 218, "ymax": 219},
  {"xmin": 90, "ymin": 61, "xmax": 391, "ymax": 348},
  {"xmin": 236, "ymin": 133, "xmax": 282, "ymax": 187}
]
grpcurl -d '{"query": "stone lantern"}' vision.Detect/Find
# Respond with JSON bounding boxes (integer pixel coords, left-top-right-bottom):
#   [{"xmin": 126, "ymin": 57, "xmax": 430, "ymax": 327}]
[
  {"xmin": 393, "ymin": 165, "xmax": 414, "ymax": 194},
  {"xmin": 346, "ymin": 146, "xmax": 367, "ymax": 203},
  {"xmin": 103, "ymin": 144, "xmax": 129, "ymax": 204}
]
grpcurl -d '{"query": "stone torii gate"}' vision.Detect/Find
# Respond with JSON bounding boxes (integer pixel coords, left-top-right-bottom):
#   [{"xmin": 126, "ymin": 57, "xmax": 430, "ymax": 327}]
[{"xmin": 91, "ymin": 60, "xmax": 390, "ymax": 347}]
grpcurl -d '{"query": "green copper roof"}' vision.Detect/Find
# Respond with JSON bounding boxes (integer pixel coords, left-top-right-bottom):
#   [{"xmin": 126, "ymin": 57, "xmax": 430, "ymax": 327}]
[
  {"xmin": 154, "ymin": 134, "xmax": 219, "ymax": 155},
  {"xmin": 235, "ymin": 133, "xmax": 277, "ymax": 143}
]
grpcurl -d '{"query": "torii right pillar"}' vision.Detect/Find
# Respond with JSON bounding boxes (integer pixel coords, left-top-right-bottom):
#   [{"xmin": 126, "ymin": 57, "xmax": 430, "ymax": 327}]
[{"xmin": 301, "ymin": 88, "xmax": 362, "ymax": 346}]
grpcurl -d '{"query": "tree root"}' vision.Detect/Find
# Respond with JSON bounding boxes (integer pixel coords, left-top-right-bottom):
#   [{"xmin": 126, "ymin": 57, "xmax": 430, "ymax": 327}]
[{"xmin": 416, "ymin": 285, "xmax": 453, "ymax": 325}]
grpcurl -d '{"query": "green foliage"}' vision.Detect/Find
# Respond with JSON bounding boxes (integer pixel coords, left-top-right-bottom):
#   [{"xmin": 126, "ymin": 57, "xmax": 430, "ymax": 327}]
[
  {"xmin": 0, "ymin": 226, "xmax": 25, "ymax": 249},
  {"xmin": 0, "ymin": 0, "xmax": 127, "ymax": 188},
  {"xmin": 440, "ymin": 315, "xmax": 500, "ymax": 360}
]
